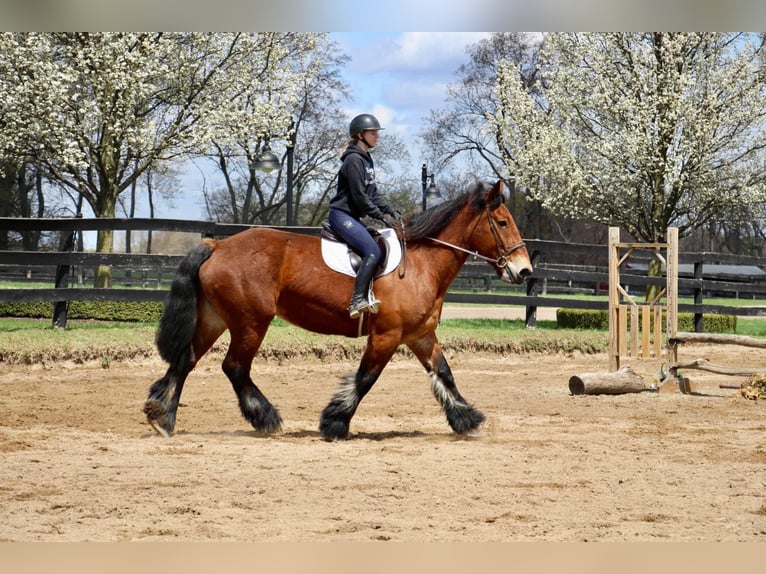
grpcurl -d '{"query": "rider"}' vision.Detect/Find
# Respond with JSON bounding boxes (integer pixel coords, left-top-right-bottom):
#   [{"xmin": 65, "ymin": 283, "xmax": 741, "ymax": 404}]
[{"xmin": 328, "ymin": 113, "xmax": 401, "ymax": 319}]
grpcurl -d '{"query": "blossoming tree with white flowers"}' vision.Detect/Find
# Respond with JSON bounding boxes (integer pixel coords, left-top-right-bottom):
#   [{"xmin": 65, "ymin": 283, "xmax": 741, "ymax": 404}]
[
  {"xmin": 492, "ymin": 33, "xmax": 766, "ymax": 249},
  {"xmin": 0, "ymin": 32, "xmax": 311, "ymax": 285}
]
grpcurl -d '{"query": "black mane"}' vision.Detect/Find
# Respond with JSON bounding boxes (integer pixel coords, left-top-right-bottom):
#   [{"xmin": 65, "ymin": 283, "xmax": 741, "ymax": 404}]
[{"xmin": 403, "ymin": 181, "xmax": 489, "ymax": 243}]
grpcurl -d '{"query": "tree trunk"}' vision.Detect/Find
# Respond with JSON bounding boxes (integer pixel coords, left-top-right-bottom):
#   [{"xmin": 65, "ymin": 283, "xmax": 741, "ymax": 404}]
[
  {"xmin": 93, "ymin": 180, "xmax": 117, "ymax": 288},
  {"xmin": 646, "ymin": 257, "xmax": 663, "ymax": 303},
  {"xmin": 0, "ymin": 163, "xmax": 13, "ymax": 250},
  {"xmin": 147, "ymin": 173, "xmax": 154, "ymax": 254},
  {"xmin": 94, "ymin": 230, "xmax": 114, "ymax": 288}
]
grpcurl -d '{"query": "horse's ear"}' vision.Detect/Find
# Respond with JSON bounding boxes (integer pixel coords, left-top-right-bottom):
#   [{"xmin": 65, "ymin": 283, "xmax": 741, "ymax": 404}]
[{"xmin": 485, "ymin": 180, "xmax": 505, "ymax": 208}]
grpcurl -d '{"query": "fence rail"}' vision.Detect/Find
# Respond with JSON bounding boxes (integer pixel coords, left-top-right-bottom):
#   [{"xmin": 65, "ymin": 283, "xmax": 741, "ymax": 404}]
[{"xmin": 2, "ymin": 217, "xmax": 765, "ymax": 328}]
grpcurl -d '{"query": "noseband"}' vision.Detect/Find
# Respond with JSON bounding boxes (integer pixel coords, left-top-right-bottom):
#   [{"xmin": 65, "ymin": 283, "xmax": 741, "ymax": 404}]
[{"xmin": 427, "ymin": 205, "xmax": 526, "ymax": 269}]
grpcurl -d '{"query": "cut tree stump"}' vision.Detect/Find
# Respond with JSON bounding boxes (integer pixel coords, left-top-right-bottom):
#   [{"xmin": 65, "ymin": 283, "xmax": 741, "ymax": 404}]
[{"xmin": 569, "ymin": 365, "xmax": 648, "ymax": 395}]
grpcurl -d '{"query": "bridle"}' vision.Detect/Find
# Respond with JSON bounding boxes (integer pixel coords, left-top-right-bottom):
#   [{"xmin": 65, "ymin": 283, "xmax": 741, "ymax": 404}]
[{"xmin": 426, "ymin": 204, "xmax": 526, "ymax": 269}]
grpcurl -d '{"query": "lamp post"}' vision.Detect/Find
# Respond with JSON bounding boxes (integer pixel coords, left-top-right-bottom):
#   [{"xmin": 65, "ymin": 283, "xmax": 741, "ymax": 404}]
[
  {"xmin": 253, "ymin": 120, "xmax": 296, "ymax": 226},
  {"xmin": 285, "ymin": 129, "xmax": 295, "ymax": 226},
  {"xmin": 421, "ymin": 163, "xmax": 441, "ymax": 211}
]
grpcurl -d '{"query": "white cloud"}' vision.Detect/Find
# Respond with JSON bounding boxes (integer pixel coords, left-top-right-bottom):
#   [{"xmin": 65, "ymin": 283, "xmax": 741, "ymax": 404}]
[
  {"xmin": 349, "ymin": 32, "xmax": 491, "ymax": 76},
  {"xmin": 335, "ymin": 32, "xmax": 493, "ymax": 154},
  {"xmin": 336, "ymin": 32, "xmax": 490, "ymax": 122}
]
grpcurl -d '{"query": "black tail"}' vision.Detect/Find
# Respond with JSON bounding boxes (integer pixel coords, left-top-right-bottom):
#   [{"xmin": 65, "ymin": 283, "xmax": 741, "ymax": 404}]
[{"xmin": 155, "ymin": 243, "xmax": 214, "ymax": 365}]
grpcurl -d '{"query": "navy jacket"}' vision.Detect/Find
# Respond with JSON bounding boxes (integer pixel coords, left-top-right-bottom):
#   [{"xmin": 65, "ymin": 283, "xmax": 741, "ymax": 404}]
[{"xmin": 329, "ymin": 144, "xmax": 394, "ymax": 221}]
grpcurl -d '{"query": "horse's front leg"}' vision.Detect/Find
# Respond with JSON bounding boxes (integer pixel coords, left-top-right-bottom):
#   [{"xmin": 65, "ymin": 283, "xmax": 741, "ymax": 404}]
[
  {"xmin": 319, "ymin": 334, "xmax": 398, "ymax": 440},
  {"xmin": 408, "ymin": 332, "xmax": 485, "ymax": 434}
]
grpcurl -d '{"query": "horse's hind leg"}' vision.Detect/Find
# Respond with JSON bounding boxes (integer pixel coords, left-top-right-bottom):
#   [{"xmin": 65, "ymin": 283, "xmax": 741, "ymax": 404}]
[
  {"xmin": 408, "ymin": 332, "xmax": 485, "ymax": 434},
  {"xmin": 144, "ymin": 323, "xmax": 223, "ymax": 436},
  {"xmin": 144, "ymin": 362, "xmax": 193, "ymax": 437},
  {"xmin": 222, "ymin": 323, "xmax": 282, "ymax": 434}
]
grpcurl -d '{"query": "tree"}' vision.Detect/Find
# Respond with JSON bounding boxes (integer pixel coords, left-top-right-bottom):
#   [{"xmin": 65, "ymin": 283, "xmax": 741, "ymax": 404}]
[
  {"xmin": 493, "ymin": 33, "xmax": 766, "ymax": 249},
  {"xmin": 0, "ymin": 160, "xmax": 45, "ymax": 250},
  {"xmin": 421, "ymin": 33, "xmax": 555, "ymax": 237},
  {"xmin": 202, "ymin": 35, "xmax": 413, "ymax": 226},
  {"xmin": 0, "ymin": 32, "xmax": 298, "ymax": 285},
  {"xmin": 201, "ymin": 33, "xmax": 332, "ymax": 225}
]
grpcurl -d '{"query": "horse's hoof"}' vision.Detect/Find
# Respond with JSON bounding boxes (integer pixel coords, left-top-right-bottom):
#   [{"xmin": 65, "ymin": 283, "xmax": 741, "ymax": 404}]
[
  {"xmin": 143, "ymin": 399, "xmax": 172, "ymax": 437},
  {"xmin": 248, "ymin": 402, "xmax": 282, "ymax": 434},
  {"xmin": 148, "ymin": 419, "xmax": 171, "ymax": 438},
  {"xmin": 447, "ymin": 405, "xmax": 485, "ymax": 434},
  {"xmin": 319, "ymin": 418, "xmax": 350, "ymax": 441},
  {"xmin": 252, "ymin": 419, "xmax": 282, "ymax": 435}
]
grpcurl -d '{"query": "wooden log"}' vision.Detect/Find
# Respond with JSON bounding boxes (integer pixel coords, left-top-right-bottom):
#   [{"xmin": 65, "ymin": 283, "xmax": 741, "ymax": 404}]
[
  {"xmin": 669, "ymin": 332, "xmax": 766, "ymax": 349},
  {"xmin": 670, "ymin": 358, "xmax": 761, "ymax": 377},
  {"xmin": 569, "ymin": 365, "xmax": 648, "ymax": 395}
]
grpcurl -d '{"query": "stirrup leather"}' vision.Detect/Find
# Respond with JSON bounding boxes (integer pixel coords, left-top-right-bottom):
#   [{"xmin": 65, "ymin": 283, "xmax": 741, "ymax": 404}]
[{"xmin": 366, "ymin": 283, "xmax": 380, "ymax": 314}]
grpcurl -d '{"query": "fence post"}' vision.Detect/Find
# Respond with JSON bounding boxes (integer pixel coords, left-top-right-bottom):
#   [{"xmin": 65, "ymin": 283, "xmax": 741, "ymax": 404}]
[
  {"xmin": 608, "ymin": 228, "xmax": 620, "ymax": 371},
  {"xmin": 693, "ymin": 260, "xmax": 704, "ymax": 332},
  {"xmin": 52, "ymin": 231, "xmax": 76, "ymax": 329},
  {"xmin": 666, "ymin": 228, "xmax": 679, "ymax": 366},
  {"xmin": 524, "ymin": 249, "xmax": 541, "ymax": 328}
]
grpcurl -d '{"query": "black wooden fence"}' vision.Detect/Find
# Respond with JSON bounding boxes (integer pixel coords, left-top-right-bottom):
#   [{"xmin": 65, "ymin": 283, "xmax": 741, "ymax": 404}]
[{"xmin": 1, "ymin": 217, "xmax": 765, "ymax": 330}]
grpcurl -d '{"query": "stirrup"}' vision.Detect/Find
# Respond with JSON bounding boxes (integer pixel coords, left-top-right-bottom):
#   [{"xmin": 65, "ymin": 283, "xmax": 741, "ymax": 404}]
[
  {"xmin": 348, "ymin": 300, "xmax": 370, "ymax": 319},
  {"xmin": 366, "ymin": 297, "xmax": 381, "ymax": 315},
  {"xmin": 348, "ymin": 294, "xmax": 381, "ymax": 319},
  {"xmin": 366, "ymin": 285, "xmax": 380, "ymax": 314}
]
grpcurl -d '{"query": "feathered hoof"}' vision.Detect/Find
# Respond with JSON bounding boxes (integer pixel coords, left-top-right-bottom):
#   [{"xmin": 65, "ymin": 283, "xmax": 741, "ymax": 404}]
[
  {"xmin": 446, "ymin": 404, "xmax": 485, "ymax": 434},
  {"xmin": 248, "ymin": 404, "xmax": 283, "ymax": 435},
  {"xmin": 143, "ymin": 399, "xmax": 172, "ymax": 437},
  {"xmin": 318, "ymin": 417, "xmax": 350, "ymax": 441}
]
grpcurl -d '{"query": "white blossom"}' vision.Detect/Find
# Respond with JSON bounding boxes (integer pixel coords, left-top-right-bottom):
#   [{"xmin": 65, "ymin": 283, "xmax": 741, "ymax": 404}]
[
  {"xmin": 0, "ymin": 32, "xmax": 320, "ymax": 222},
  {"xmin": 492, "ymin": 32, "xmax": 766, "ymax": 242}
]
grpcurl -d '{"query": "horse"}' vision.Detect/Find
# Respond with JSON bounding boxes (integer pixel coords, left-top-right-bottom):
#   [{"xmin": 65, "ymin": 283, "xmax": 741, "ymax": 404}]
[{"xmin": 144, "ymin": 179, "xmax": 533, "ymax": 440}]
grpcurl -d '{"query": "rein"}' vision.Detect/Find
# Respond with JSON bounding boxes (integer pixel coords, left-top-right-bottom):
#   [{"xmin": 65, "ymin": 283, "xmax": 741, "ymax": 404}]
[
  {"xmin": 425, "ymin": 205, "xmax": 526, "ymax": 269},
  {"xmin": 396, "ymin": 218, "xmax": 407, "ymax": 278},
  {"xmin": 426, "ymin": 236, "xmax": 526, "ymax": 268}
]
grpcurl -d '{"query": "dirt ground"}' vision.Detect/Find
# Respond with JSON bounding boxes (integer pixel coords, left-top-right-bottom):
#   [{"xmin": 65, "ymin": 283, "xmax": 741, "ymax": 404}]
[{"xmin": 1, "ymin": 321, "xmax": 764, "ymax": 542}]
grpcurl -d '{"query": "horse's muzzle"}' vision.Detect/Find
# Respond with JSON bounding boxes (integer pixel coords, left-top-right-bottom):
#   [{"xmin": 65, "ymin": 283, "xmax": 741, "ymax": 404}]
[{"xmin": 500, "ymin": 262, "xmax": 533, "ymax": 285}]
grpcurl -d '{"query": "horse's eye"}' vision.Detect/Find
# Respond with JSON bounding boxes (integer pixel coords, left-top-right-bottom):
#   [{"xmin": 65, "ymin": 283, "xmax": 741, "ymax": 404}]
[{"xmin": 498, "ymin": 220, "xmax": 509, "ymax": 228}]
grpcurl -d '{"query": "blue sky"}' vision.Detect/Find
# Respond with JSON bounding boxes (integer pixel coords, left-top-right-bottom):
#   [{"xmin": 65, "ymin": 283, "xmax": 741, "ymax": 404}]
[{"xmin": 330, "ymin": 32, "xmax": 491, "ymax": 142}]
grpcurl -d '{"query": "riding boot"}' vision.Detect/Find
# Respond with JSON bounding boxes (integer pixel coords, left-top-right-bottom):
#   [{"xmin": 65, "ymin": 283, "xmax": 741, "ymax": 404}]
[{"xmin": 348, "ymin": 254, "xmax": 381, "ymax": 319}]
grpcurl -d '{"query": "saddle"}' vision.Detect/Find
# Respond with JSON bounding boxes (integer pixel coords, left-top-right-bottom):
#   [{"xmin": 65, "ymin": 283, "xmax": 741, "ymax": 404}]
[{"xmin": 320, "ymin": 222, "xmax": 402, "ymax": 278}]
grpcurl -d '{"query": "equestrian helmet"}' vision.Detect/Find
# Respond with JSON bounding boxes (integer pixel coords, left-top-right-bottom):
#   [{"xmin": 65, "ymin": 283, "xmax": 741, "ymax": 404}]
[{"xmin": 349, "ymin": 114, "xmax": 384, "ymax": 137}]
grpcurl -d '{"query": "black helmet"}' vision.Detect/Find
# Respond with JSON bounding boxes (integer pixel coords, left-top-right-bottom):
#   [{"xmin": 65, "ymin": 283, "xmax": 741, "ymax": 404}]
[{"xmin": 349, "ymin": 114, "xmax": 384, "ymax": 137}]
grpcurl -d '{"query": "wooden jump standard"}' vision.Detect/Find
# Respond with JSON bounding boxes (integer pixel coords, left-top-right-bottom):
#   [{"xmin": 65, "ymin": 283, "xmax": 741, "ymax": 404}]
[{"xmin": 608, "ymin": 227, "xmax": 677, "ymax": 372}]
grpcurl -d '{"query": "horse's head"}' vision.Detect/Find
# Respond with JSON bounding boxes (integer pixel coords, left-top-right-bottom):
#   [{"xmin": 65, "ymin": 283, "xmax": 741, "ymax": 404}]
[
  {"xmin": 403, "ymin": 179, "xmax": 533, "ymax": 284},
  {"xmin": 471, "ymin": 180, "xmax": 533, "ymax": 285}
]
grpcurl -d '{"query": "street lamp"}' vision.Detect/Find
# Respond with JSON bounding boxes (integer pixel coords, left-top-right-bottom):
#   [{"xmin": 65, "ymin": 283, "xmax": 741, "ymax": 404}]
[
  {"xmin": 421, "ymin": 163, "xmax": 442, "ymax": 211},
  {"xmin": 253, "ymin": 139, "xmax": 281, "ymax": 172},
  {"xmin": 253, "ymin": 126, "xmax": 296, "ymax": 226}
]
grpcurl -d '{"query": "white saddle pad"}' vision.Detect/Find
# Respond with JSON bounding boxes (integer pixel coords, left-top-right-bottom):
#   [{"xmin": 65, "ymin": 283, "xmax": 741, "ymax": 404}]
[{"xmin": 320, "ymin": 228, "xmax": 402, "ymax": 277}]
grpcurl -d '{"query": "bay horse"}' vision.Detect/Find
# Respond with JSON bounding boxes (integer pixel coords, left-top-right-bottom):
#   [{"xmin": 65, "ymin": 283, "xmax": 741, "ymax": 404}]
[{"xmin": 144, "ymin": 179, "xmax": 532, "ymax": 440}]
